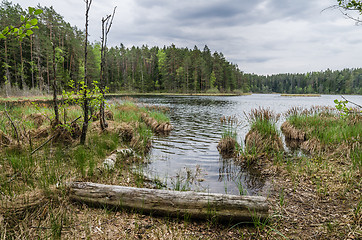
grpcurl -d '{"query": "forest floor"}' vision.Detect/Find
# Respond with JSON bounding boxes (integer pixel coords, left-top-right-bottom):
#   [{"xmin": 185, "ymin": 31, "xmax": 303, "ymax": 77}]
[{"xmin": 0, "ymin": 98, "xmax": 360, "ymax": 239}]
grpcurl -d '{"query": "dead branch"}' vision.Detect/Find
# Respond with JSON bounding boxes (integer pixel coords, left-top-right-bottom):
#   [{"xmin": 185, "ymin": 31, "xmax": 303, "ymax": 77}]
[
  {"xmin": 30, "ymin": 134, "xmax": 57, "ymax": 155},
  {"xmin": 341, "ymin": 95, "xmax": 362, "ymax": 109},
  {"xmin": 4, "ymin": 104, "xmax": 20, "ymax": 145}
]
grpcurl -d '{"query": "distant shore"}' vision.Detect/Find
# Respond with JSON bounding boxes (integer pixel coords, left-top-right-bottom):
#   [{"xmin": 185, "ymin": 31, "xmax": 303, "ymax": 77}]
[
  {"xmin": 280, "ymin": 94, "xmax": 321, "ymax": 97},
  {"xmin": 0, "ymin": 92, "xmax": 251, "ymax": 104}
]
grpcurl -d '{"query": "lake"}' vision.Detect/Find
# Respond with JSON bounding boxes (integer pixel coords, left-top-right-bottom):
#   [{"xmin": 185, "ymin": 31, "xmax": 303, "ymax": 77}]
[{"xmin": 126, "ymin": 94, "xmax": 361, "ymax": 195}]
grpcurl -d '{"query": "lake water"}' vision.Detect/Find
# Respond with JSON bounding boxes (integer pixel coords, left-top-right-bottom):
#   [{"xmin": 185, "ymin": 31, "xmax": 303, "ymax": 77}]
[{"xmin": 128, "ymin": 94, "xmax": 361, "ymax": 195}]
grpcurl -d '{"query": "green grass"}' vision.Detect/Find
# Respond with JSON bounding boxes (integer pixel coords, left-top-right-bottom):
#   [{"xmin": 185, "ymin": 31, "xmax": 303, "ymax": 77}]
[
  {"xmin": 242, "ymin": 108, "xmax": 283, "ymax": 156},
  {"xmin": 147, "ymin": 110, "xmax": 170, "ymax": 123},
  {"xmin": 0, "ymin": 100, "xmax": 170, "ymax": 197},
  {"xmin": 288, "ymin": 113, "xmax": 362, "ymax": 145},
  {"xmin": 250, "ymin": 119, "xmax": 279, "ymax": 137},
  {"xmin": 246, "ymin": 108, "xmax": 280, "ymax": 137}
]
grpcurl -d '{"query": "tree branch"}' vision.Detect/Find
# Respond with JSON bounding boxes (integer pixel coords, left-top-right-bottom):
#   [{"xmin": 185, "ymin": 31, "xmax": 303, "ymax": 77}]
[{"xmin": 341, "ymin": 95, "xmax": 362, "ymax": 109}]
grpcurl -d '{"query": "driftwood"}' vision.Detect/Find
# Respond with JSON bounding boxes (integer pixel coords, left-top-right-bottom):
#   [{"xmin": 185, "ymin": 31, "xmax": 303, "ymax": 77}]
[{"xmin": 69, "ymin": 182, "xmax": 269, "ymax": 222}]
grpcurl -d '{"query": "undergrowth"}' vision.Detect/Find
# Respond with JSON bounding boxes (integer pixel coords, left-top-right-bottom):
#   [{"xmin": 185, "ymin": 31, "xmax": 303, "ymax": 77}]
[{"xmin": 0, "ymin": 98, "xmax": 171, "ymax": 238}]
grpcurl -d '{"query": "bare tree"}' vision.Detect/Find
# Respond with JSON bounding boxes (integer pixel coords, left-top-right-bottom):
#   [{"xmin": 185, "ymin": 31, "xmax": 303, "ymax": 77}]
[
  {"xmin": 99, "ymin": 6, "xmax": 117, "ymax": 130},
  {"xmin": 80, "ymin": 0, "xmax": 92, "ymax": 145},
  {"xmin": 51, "ymin": 22, "xmax": 60, "ymax": 125}
]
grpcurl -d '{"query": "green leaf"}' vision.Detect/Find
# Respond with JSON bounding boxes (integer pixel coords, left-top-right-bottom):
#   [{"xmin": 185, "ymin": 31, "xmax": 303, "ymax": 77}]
[
  {"xmin": 34, "ymin": 9, "xmax": 43, "ymax": 15},
  {"xmin": 26, "ymin": 23, "xmax": 31, "ymax": 29},
  {"xmin": 0, "ymin": 34, "xmax": 6, "ymax": 39},
  {"xmin": 28, "ymin": 7, "xmax": 35, "ymax": 14},
  {"xmin": 21, "ymin": 15, "xmax": 25, "ymax": 22},
  {"xmin": 26, "ymin": 30, "xmax": 33, "ymax": 36},
  {"xmin": 30, "ymin": 18, "xmax": 38, "ymax": 26},
  {"xmin": 13, "ymin": 28, "xmax": 19, "ymax": 33}
]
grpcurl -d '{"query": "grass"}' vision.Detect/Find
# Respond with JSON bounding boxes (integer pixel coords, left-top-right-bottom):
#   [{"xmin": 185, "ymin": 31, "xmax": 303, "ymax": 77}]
[
  {"xmin": 266, "ymin": 105, "xmax": 362, "ymax": 238},
  {"xmin": 285, "ymin": 107, "xmax": 362, "ymax": 173},
  {"xmin": 2, "ymin": 95, "xmax": 360, "ymax": 239},
  {"xmin": 243, "ymin": 108, "xmax": 283, "ymax": 156},
  {"xmin": 217, "ymin": 116, "xmax": 240, "ymax": 156},
  {"xmin": 0, "ymin": 98, "xmax": 175, "ymax": 238},
  {"xmin": 287, "ymin": 111, "xmax": 361, "ymax": 146},
  {"xmin": 246, "ymin": 108, "xmax": 280, "ymax": 135}
]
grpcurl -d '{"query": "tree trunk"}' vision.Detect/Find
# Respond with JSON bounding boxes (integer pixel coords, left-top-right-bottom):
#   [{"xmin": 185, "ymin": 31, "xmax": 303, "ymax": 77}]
[
  {"xmin": 4, "ymin": 39, "xmax": 11, "ymax": 97},
  {"xmin": 52, "ymin": 39, "xmax": 59, "ymax": 124},
  {"xmin": 19, "ymin": 42, "xmax": 25, "ymax": 90},
  {"xmin": 69, "ymin": 182, "xmax": 269, "ymax": 222},
  {"xmin": 80, "ymin": 0, "xmax": 92, "ymax": 145},
  {"xmin": 30, "ymin": 35, "xmax": 34, "ymax": 89}
]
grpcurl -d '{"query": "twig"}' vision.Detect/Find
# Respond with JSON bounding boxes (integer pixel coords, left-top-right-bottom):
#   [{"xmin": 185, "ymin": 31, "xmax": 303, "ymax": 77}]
[
  {"xmin": 4, "ymin": 103, "xmax": 20, "ymax": 145},
  {"xmin": 71, "ymin": 116, "xmax": 82, "ymax": 124},
  {"xmin": 341, "ymin": 96, "xmax": 362, "ymax": 109},
  {"xmin": 31, "ymin": 134, "xmax": 57, "ymax": 155}
]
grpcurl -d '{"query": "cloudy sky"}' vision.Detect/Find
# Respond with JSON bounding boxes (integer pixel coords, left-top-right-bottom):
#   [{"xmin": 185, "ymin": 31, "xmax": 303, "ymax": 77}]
[{"xmin": 9, "ymin": 0, "xmax": 362, "ymax": 75}]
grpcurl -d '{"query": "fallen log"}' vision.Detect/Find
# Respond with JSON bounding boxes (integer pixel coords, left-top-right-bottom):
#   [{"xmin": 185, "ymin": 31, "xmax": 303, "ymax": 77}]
[{"xmin": 69, "ymin": 182, "xmax": 269, "ymax": 222}]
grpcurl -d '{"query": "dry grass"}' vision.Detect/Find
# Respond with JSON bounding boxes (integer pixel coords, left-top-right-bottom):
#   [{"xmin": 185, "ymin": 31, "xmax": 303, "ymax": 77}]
[
  {"xmin": 140, "ymin": 113, "xmax": 173, "ymax": 135},
  {"xmin": 217, "ymin": 136, "xmax": 238, "ymax": 157},
  {"xmin": 244, "ymin": 129, "xmax": 283, "ymax": 154},
  {"xmin": 281, "ymin": 121, "xmax": 306, "ymax": 141},
  {"xmin": 243, "ymin": 108, "xmax": 283, "ymax": 155}
]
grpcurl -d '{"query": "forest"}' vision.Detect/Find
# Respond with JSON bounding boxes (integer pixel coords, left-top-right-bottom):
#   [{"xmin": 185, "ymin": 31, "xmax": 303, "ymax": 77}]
[{"xmin": 0, "ymin": 1, "xmax": 361, "ymax": 96}]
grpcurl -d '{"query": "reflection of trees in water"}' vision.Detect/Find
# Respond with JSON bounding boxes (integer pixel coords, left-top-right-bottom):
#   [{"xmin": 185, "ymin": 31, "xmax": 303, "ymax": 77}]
[{"xmin": 218, "ymin": 157, "xmax": 265, "ymax": 193}]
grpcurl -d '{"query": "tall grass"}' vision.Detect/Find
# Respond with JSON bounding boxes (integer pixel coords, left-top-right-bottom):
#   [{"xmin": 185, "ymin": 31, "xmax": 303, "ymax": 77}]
[
  {"xmin": 217, "ymin": 116, "xmax": 240, "ymax": 156},
  {"xmin": 0, "ymin": 99, "xmax": 175, "ymax": 238},
  {"xmin": 288, "ymin": 113, "xmax": 362, "ymax": 146},
  {"xmin": 243, "ymin": 108, "xmax": 283, "ymax": 156},
  {"xmin": 148, "ymin": 110, "xmax": 170, "ymax": 123},
  {"xmin": 285, "ymin": 106, "xmax": 362, "ymax": 173},
  {"xmin": 246, "ymin": 107, "xmax": 280, "ymax": 137},
  {"xmin": 286, "ymin": 106, "xmax": 361, "ymax": 145}
]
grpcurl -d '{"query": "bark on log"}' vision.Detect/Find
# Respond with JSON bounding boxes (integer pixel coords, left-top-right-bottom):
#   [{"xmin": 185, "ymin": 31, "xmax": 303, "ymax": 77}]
[{"xmin": 69, "ymin": 182, "xmax": 269, "ymax": 222}]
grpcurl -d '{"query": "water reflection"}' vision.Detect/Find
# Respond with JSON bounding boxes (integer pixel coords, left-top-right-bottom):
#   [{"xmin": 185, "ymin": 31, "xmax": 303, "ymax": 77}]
[{"xmin": 127, "ymin": 94, "xmax": 358, "ymax": 195}]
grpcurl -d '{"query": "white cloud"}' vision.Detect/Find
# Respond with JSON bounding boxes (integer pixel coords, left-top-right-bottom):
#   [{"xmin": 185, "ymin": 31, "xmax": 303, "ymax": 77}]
[{"xmin": 8, "ymin": 0, "xmax": 362, "ymax": 75}]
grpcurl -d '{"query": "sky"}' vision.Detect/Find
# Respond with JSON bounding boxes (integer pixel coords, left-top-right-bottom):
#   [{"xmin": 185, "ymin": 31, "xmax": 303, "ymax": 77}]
[{"xmin": 8, "ymin": 0, "xmax": 362, "ymax": 75}]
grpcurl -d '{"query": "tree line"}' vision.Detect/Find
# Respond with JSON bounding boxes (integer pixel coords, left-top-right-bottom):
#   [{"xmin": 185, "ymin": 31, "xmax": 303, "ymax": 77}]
[
  {"xmin": 246, "ymin": 68, "xmax": 362, "ymax": 95},
  {"xmin": 0, "ymin": 1, "xmax": 361, "ymax": 96}
]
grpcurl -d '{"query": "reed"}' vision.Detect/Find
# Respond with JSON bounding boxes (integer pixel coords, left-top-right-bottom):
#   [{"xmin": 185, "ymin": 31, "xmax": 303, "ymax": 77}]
[
  {"xmin": 244, "ymin": 108, "xmax": 283, "ymax": 155},
  {"xmin": 285, "ymin": 106, "xmax": 362, "ymax": 151},
  {"xmin": 217, "ymin": 115, "xmax": 240, "ymax": 156}
]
